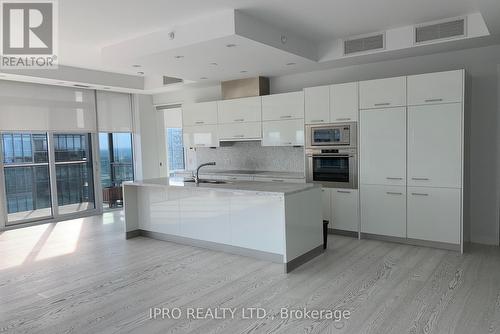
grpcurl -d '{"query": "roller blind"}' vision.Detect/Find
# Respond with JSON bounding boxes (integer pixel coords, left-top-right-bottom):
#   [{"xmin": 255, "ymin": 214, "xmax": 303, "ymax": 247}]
[
  {"xmin": 0, "ymin": 80, "xmax": 97, "ymax": 132},
  {"xmin": 96, "ymin": 91, "xmax": 133, "ymax": 132}
]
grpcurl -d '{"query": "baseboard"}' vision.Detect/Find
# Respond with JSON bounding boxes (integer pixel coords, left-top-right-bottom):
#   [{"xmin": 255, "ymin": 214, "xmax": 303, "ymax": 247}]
[
  {"xmin": 126, "ymin": 230, "xmax": 140, "ymax": 239},
  {"xmin": 328, "ymin": 228, "xmax": 358, "ymax": 238},
  {"xmin": 284, "ymin": 245, "xmax": 324, "ymax": 273},
  {"xmin": 360, "ymin": 232, "xmax": 461, "ymax": 252}
]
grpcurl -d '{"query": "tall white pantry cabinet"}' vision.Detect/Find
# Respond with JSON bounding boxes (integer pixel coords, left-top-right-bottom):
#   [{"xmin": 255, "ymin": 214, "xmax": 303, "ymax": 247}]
[{"xmin": 359, "ymin": 69, "xmax": 465, "ymax": 251}]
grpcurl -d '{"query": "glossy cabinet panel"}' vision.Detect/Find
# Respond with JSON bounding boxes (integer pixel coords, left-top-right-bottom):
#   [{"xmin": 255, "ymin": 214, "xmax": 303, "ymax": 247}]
[
  {"xmin": 183, "ymin": 124, "xmax": 219, "ymax": 148},
  {"xmin": 182, "ymin": 101, "xmax": 218, "ymax": 126},
  {"xmin": 408, "ymin": 103, "xmax": 462, "ymax": 188},
  {"xmin": 361, "ymin": 184, "xmax": 406, "ymax": 238},
  {"xmin": 407, "ymin": 187, "xmax": 460, "ymax": 244},
  {"xmin": 305, "ymin": 85, "xmax": 330, "ymax": 124},
  {"xmin": 262, "ymin": 119, "xmax": 305, "ymax": 146},
  {"xmin": 217, "ymin": 96, "xmax": 262, "ymax": 123},
  {"xmin": 407, "ymin": 70, "xmax": 463, "ymax": 106},
  {"xmin": 262, "ymin": 91, "xmax": 304, "ymax": 121},
  {"xmin": 218, "ymin": 121, "xmax": 261, "ymax": 140},
  {"xmin": 359, "ymin": 76, "xmax": 407, "ymax": 109},
  {"xmin": 331, "ymin": 188, "xmax": 359, "ymax": 232},
  {"xmin": 360, "ymin": 107, "xmax": 406, "ymax": 186},
  {"xmin": 330, "ymin": 82, "xmax": 359, "ymax": 122}
]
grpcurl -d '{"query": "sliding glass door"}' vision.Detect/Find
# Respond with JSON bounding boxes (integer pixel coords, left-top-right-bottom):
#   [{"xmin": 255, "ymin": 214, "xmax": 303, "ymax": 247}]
[{"xmin": 1, "ymin": 132, "xmax": 97, "ymax": 226}]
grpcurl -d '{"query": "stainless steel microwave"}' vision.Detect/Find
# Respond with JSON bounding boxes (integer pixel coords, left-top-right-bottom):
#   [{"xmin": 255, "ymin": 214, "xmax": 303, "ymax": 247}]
[{"xmin": 305, "ymin": 122, "xmax": 357, "ymax": 149}]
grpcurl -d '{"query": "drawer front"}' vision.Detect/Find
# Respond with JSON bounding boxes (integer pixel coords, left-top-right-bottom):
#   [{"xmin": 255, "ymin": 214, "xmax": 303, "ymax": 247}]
[
  {"xmin": 407, "ymin": 187, "xmax": 461, "ymax": 244},
  {"xmin": 359, "ymin": 76, "xmax": 407, "ymax": 109},
  {"xmin": 217, "ymin": 96, "xmax": 262, "ymax": 123},
  {"xmin": 408, "ymin": 70, "xmax": 463, "ymax": 106},
  {"xmin": 218, "ymin": 122, "xmax": 262, "ymax": 140},
  {"xmin": 182, "ymin": 101, "xmax": 218, "ymax": 126},
  {"xmin": 360, "ymin": 184, "xmax": 406, "ymax": 238},
  {"xmin": 262, "ymin": 91, "xmax": 304, "ymax": 121}
]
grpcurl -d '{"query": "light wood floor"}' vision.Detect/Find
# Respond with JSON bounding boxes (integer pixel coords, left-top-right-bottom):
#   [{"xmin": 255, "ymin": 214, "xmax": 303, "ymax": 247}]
[{"xmin": 1, "ymin": 211, "xmax": 500, "ymax": 334}]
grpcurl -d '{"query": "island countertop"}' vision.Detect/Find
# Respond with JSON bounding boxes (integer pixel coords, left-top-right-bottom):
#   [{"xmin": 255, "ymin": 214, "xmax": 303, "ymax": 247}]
[{"xmin": 124, "ymin": 177, "xmax": 317, "ymax": 195}]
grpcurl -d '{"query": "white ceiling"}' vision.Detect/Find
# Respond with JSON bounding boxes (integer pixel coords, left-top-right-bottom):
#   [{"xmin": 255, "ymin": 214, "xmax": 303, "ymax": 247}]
[{"xmin": 7, "ymin": 0, "xmax": 500, "ymax": 92}]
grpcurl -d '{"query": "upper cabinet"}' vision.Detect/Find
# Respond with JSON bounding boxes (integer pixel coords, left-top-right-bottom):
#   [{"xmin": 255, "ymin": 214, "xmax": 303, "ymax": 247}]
[
  {"xmin": 217, "ymin": 96, "xmax": 262, "ymax": 124},
  {"xmin": 304, "ymin": 85, "xmax": 330, "ymax": 124},
  {"xmin": 182, "ymin": 101, "xmax": 218, "ymax": 127},
  {"xmin": 183, "ymin": 124, "xmax": 219, "ymax": 148},
  {"xmin": 262, "ymin": 91, "xmax": 304, "ymax": 121},
  {"xmin": 330, "ymin": 82, "xmax": 359, "ymax": 122},
  {"xmin": 262, "ymin": 118, "xmax": 304, "ymax": 146},
  {"xmin": 407, "ymin": 70, "xmax": 464, "ymax": 106},
  {"xmin": 359, "ymin": 76, "xmax": 407, "ymax": 109}
]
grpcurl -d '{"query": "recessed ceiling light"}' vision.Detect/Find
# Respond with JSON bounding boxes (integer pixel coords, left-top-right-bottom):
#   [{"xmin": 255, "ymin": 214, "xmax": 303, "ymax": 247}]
[
  {"xmin": 131, "ymin": 64, "xmax": 142, "ymax": 68},
  {"xmin": 174, "ymin": 55, "xmax": 184, "ymax": 59},
  {"xmin": 137, "ymin": 71, "xmax": 144, "ymax": 75},
  {"xmin": 240, "ymin": 70, "xmax": 247, "ymax": 73},
  {"xmin": 226, "ymin": 44, "xmax": 237, "ymax": 48},
  {"xmin": 210, "ymin": 62, "xmax": 218, "ymax": 66},
  {"xmin": 200, "ymin": 77, "xmax": 208, "ymax": 80},
  {"xmin": 286, "ymin": 62, "xmax": 296, "ymax": 66}
]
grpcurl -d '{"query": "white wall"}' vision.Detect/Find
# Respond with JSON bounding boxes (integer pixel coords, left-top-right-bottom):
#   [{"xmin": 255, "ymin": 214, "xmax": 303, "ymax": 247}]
[{"xmin": 153, "ymin": 44, "xmax": 500, "ymax": 245}]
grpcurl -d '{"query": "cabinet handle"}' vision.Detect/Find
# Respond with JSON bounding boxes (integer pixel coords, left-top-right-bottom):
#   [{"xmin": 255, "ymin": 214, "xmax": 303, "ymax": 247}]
[
  {"xmin": 412, "ymin": 192, "xmax": 429, "ymax": 196},
  {"xmin": 425, "ymin": 98, "xmax": 443, "ymax": 103},
  {"xmin": 386, "ymin": 177, "xmax": 403, "ymax": 180},
  {"xmin": 336, "ymin": 118, "xmax": 351, "ymax": 121},
  {"xmin": 386, "ymin": 191, "xmax": 402, "ymax": 195},
  {"xmin": 280, "ymin": 115, "xmax": 292, "ymax": 119},
  {"xmin": 232, "ymin": 135, "xmax": 245, "ymax": 138},
  {"xmin": 310, "ymin": 119, "xmax": 324, "ymax": 123},
  {"xmin": 337, "ymin": 190, "xmax": 351, "ymax": 193},
  {"xmin": 374, "ymin": 102, "xmax": 391, "ymax": 106},
  {"xmin": 234, "ymin": 118, "xmax": 245, "ymax": 122},
  {"xmin": 411, "ymin": 177, "xmax": 429, "ymax": 180},
  {"xmin": 271, "ymin": 179, "xmax": 284, "ymax": 182},
  {"xmin": 195, "ymin": 121, "xmax": 204, "ymax": 124}
]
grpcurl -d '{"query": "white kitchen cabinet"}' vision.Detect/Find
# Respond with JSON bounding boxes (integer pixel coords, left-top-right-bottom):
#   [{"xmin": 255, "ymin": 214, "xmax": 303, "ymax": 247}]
[
  {"xmin": 217, "ymin": 96, "xmax": 262, "ymax": 123},
  {"xmin": 321, "ymin": 188, "xmax": 331, "ymax": 222},
  {"xmin": 407, "ymin": 187, "xmax": 461, "ymax": 244},
  {"xmin": 407, "ymin": 70, "xmax": 463, "ymax": 106},
  {"xmin": 360, "ymin": 107, "xmax": 406, "ymax": 186},
  {"xmin": 359, "ymin": 76, "xmax": 407, "ymax": 109},
  {"xmin": 331, "ymin": 188, "xmax": 359, "ymax": 232},
  {"xmin": 304, "ymin": 85, "xmax": 330, "ymax": 124},
  {"xmin": 182, "ymin": 101, "xmax": 218, "ymax": 126},
  {"xmin": 262, "ymin": 91, "xmax": 304, "ymax": 121},
  {"xmin": 262, "ymin": 119, "xmax": 305, "ymax": 147},
  {"xmin": 183, "ymin": 124, "xmax": 219, "ymax": 148},
  {"xmin": 218, "ymin": 121, "xmax": 261, "ymax": 141},
  {"xmin": 253, "ymin": 177, "xmax": 306, "ymax": 183},
  {"xmin": 330, "ymin": 82, "xmax": 359, "ymax": 122},
  {"xmin": 407, "ymin": 103, "xmax": 462, "ymax": 188},
  {"xmin": 361, "ymin": 185, "xmax": 406, "ymax": 238}
]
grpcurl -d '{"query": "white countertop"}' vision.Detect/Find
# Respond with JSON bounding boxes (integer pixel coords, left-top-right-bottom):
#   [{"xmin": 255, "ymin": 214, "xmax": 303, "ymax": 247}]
[
  {"xmin": 125, "ymin": 177, "xmax": 316, "ymax": 195},
  {"xmin": 178, "ymin": 169, "xmax": 305, "ymax": 179}
]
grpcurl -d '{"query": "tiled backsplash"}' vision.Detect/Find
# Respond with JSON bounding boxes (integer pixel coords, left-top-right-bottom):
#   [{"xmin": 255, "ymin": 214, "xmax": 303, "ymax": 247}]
[{"xmin": 187, "ymin": 141, "xmax": 305, "ymax": 173}]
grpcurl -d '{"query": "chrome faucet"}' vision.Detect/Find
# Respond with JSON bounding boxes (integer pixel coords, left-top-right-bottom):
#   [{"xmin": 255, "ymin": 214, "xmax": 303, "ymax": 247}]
[{"xmin": 195, "ymin": 162, "xmax": 216, "ymax": 184}]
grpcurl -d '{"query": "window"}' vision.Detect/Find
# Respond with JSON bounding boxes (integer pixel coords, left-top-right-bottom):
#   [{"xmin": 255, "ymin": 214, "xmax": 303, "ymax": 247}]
[
  {"xmin": 1, "ymin": 133, "xmax": 52, "ymax": 223},
  {"xmin": 167, "ymin": 128, "xmax": 185, "ymax": 172}
]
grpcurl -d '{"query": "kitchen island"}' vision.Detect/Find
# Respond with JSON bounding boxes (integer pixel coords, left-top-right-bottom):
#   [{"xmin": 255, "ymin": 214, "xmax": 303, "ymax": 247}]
[{"xmin": 123, "ymin": 177, "xmax": 323, "ymax": 272}]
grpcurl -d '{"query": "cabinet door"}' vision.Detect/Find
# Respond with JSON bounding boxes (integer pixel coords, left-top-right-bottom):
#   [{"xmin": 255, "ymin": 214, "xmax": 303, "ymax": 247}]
[
  {"xmin": 407, "ymin": 187, "xmax": 460, "ymax": 244},
  {"xmin": 262, "ymin": 119, "xmax": 305, "ymax": 146},
  {"xmin": 360, "ymin": 184, "xmax": 406, "ymax": 237},
  {"xmin": 182, "ymin": 101, "xmax": 218, "ymax": 126},
  {"xmin": 331, "ymin": 188, "xmax": 359, "ymax": 232},
  {"xmin": 408, "ymin": 70, "xmax": 463, "ymax": 106},
  {"xmin": 218, "ymin": 122, "xmax": 261, "ymax": 140},
  {"xmin": 305, "ymin": 86, "xmax": 330, "ymax": 124},
  {"xmin": 217, "ymin": 96, "xmax": 262, "ymax": 123},
  {"xmin": 183, "ymin": 125, "xmax": 219, "ymax": 148},
  {"xmin": 262, "ymin": 91, "xmax": 304, "ymax": 121},
  {"xmin": 359, "ymin": 76, "xmax": 406, "ymax": 109},
  {"xmin": 360, "ymin": 107, "xmax": 406, "ymax": 186},
  {"xmin": 321, "ymin": 188, "xmax": 331, "ymax": 222},
  {"xmin": 408, "ymin": 104, "xmax": 462, "ymax": 188},
  {"xmin": 330, "ymin": 82, "xmax": 359, "ymax": 122}
]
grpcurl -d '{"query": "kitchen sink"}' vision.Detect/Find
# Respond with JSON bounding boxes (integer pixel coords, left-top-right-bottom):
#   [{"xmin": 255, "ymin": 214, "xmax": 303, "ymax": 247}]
[{"xmin": 184, "ymin": 179, "xmax": 228, "ymax": 184}]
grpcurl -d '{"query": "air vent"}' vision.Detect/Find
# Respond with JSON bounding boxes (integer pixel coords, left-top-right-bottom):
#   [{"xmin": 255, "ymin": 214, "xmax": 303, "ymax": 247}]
[
  {"xmin": 344, "ymin": 33, "xmax": 385, "ymax": 55},
  {"xmin": 73, "ymin": 84, "xmax": 91, "ymax": 88},
  {"xmin": 415, "ymin": 18, "xmax": 466, "ymax": 44},
  {"xmin": 163, "ymin": 76, "xmax": 183, "ymax": 85}
]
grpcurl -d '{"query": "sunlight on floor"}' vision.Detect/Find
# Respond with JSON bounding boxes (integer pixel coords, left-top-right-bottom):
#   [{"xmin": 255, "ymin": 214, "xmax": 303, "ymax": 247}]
[
  {"xmin": 35, "ymin": 219, "xmax": 83, "ymax": 261},
  {"xmin": 0, "ymin": 224, "xmax": 49, "ymax": 270}
]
